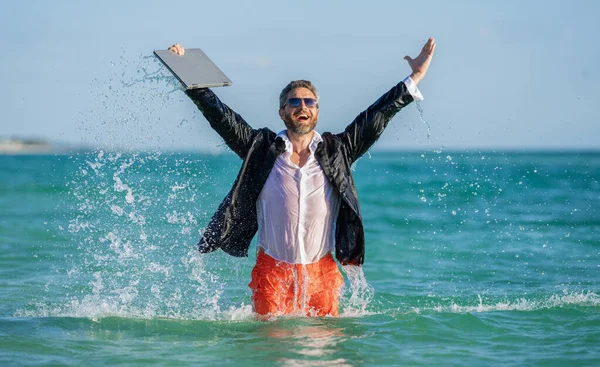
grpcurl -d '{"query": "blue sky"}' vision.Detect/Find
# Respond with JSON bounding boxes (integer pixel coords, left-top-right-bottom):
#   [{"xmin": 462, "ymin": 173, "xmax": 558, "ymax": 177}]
[{"xmin": 1, "ymin": 0, "xmax": 598, "ymax": 151}]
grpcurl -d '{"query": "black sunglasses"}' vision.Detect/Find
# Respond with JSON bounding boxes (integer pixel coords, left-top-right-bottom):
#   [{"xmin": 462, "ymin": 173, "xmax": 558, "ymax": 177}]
[{"xmin": 286, "ymin": 98, "xmax": 318, "ymax": 108}]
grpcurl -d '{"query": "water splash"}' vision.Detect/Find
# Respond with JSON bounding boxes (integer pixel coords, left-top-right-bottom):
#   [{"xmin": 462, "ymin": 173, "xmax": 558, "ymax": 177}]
[
  {"xmin": 339, "ymin": 265, "xmax": 375, "ymax": 316},
  {"xmin": 80, "ymin": 51, "xmax": 198, "ymax": 152},
  {"xmin": 415, "ymin": 100, "xmax": 431, "ymax": 139},
  {"xmin": 16, "ymin": 142, "xmax": 246, "ymax": 321}
]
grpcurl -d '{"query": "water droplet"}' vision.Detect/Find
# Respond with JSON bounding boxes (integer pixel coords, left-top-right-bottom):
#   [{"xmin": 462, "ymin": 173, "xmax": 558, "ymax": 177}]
[{"xmin": 415, "ymin": 100, "xmax": 431, "ymax": 139}]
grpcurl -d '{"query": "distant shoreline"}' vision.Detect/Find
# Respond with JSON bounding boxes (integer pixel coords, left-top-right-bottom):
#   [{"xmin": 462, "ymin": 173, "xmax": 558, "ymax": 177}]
[
  {"xmin": 1, "ymin": 137, "xmax": 598, "ymax": 156},
  {"xmin": 0, "ymin": 138, "xmax": 72, "ymax": 155}
]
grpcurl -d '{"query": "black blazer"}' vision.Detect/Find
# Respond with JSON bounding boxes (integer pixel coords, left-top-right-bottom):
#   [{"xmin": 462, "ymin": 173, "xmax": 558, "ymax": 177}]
[{"xmin": 186, "ymin": 81, "xmax": 414, "ymax": 265}]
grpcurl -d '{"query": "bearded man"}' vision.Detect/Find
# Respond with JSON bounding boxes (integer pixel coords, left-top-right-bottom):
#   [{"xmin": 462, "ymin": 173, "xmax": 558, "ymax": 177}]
[{"xmin": 168, "ymin": 38, "xmax": 435, "ymax": 317}]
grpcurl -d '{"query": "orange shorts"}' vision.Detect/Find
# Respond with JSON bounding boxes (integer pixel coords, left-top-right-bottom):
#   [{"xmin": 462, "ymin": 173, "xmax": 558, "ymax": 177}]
[{"xmin": 249, "ymin": 251, "xmax": 345, "ymax": 317}]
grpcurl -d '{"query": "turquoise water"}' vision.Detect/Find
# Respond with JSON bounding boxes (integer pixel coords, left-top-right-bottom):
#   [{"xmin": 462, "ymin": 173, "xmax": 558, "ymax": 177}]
[{"xmin": 1, "ymin": 151, "xmax": 599, "ymax": 366}]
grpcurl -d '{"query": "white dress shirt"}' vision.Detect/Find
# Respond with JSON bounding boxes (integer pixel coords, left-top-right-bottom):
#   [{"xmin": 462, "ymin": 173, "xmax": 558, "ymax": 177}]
[
  {"xmin": 257, "ymin": 130, "xmax": 340, "ymax": 264},
  {"xmin": 256, "ymin": 77, "xmax": 422, "ymax": 264}
]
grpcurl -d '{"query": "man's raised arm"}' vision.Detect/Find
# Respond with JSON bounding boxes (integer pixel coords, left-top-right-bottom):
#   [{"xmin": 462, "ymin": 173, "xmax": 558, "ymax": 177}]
[
  {"xmin": 168, "ymin": 44, "xmax": 258, "ymax": 159},
  {"xmin": 337, "ymin": 38, "xmax": 436, "ymax": 163}
]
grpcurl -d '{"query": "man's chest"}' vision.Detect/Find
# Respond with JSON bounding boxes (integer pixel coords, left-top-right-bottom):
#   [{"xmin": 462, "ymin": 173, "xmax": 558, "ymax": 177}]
[{"xmin": 260, "ymin": 155, "xmax": 330, "ymax": 203}]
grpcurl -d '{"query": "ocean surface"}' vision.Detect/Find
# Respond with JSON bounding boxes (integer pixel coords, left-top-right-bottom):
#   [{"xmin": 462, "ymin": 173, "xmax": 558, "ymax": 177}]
[{"xmin": 1, "ymin": 150, "xmax": 599, "ymax": 366}]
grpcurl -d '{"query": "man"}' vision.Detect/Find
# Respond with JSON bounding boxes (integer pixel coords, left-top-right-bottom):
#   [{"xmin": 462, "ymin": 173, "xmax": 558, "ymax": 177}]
[{"xmin": 168, "ymin": 38, "xmax": 435, "ymax": 317}]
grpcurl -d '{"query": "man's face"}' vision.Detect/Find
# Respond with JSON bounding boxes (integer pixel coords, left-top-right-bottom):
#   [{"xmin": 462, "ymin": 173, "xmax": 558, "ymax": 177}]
[{"xmin": 279, "ymin": 87, "xmax": 319, "ymax": 135}]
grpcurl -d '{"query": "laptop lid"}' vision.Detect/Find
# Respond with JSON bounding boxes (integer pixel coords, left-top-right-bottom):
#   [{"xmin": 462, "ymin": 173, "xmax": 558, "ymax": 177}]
[{"xmin": 153, "ymin": 48, "xmax": 232, "ymax": 90}]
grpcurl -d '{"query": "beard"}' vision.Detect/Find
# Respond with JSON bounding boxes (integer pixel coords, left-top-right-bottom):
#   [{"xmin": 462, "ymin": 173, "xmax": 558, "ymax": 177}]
[{"xmin": 282, "ymin": 109, "xmax": 318, "ymax": 135}]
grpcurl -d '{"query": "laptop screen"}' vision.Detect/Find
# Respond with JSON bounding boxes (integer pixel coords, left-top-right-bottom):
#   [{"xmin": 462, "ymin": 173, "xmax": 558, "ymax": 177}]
[{"xmin": 154, "ymin": 48, "xmax": 232, "ymax": 90}]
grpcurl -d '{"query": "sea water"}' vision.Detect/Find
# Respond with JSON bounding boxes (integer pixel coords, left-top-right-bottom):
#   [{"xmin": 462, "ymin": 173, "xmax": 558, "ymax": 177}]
[{"xmin": 1, "ymin": 150, "xmax": 599, "ymax": 366}]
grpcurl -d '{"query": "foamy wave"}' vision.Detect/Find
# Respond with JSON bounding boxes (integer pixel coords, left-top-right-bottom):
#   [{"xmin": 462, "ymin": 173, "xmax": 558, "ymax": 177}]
[
  {"xmin": 412, "ymin": 291, "xmax": 599, "ymax": 314},
  {"xmin": 18, "ymin": 291, "xmax": 596, "ymax": 321},
  {"xmin": 14, "ymin": 299, "xmax": 369, "ymax": 321},
  {"xmin": 14, "ymin": 298, "xmax": 256, "ymax": 322}
]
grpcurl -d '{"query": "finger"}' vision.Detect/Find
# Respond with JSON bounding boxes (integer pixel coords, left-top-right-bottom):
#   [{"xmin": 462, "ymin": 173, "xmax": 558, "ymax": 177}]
[
  {"xmin": 423, "ymin": 38, "xmax": 432, "ymax": 52},
  {"xmin": 404, "ymin": 56, "xmax": 412, "ymax": 61},
  {"xmin": 427, "ymin": 43, "xmax": 436, "ymax": 58}
]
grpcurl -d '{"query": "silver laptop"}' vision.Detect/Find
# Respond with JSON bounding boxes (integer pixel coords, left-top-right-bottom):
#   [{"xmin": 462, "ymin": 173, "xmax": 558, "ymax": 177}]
[{"xmin": 154, "ymin": 48, "xmax": 232, "ymax": 90}]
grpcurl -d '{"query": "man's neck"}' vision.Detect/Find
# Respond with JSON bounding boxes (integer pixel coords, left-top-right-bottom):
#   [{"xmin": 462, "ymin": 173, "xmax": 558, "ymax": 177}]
[{"xmin": 286, "ymin": 130, "xmax": 314, "ymax": 155}]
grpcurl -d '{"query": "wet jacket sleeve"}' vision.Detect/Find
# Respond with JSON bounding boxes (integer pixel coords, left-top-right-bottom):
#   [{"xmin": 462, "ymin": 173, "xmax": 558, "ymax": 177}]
[
  {"xmin": 186, "ymin": 88, "xmax": 258, "ymax": 159},
  {"xmin": 337, "ymin": 81, "xmax": 414, "ymax": 163}
]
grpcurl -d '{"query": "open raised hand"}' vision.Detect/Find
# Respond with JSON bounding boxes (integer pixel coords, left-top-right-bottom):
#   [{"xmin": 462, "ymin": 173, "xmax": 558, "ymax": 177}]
[{"xmin": 404, "ymin": 37, "xmax": 436, "ymax": 85}]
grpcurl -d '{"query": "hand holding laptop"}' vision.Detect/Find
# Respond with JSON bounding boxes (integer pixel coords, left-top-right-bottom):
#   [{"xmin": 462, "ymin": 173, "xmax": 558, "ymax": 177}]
[{"xmin": 168, "ymin": 43, "xmax": 185, "ymax": 56}]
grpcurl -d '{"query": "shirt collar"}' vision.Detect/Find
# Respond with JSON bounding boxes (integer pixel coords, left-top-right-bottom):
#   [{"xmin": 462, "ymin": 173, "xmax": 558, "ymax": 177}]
[{"xmin": 277, "ymin": 130, "xmax": 322, "ymax": 154}]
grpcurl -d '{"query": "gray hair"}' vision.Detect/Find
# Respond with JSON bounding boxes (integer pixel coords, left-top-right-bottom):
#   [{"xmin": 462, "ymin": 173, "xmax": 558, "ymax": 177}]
[{"xmin": 279, "ymin": 80, "xmax": 319, "ymax": 108}]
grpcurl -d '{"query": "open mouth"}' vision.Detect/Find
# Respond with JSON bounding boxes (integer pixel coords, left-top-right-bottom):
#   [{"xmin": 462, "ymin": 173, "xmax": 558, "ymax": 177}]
[{"xmin": 296, "ymin": 113, "xmax": 309, "ymax": 121}]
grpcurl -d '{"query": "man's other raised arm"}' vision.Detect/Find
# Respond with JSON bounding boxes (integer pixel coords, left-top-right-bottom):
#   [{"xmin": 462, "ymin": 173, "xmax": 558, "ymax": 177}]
[
  {"xmin": 337, "ymin": 80, "xmax": 416, "ymax": 163},
  {"xmin": 337, "ymin": 38, "xmax": 435, "ymax": 163}
]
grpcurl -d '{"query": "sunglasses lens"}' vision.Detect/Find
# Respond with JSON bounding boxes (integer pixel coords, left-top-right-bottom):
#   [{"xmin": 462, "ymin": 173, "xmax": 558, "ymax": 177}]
[
  {"xmin": 287, "ymin": 98, "xmax": 302, "ymax": 107},
  {"xmin": 303, "ymin": 98, "xmax": 317, "ymax": 107}
]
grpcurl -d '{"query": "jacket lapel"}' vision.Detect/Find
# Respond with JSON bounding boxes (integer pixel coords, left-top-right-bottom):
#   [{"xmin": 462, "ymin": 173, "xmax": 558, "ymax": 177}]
[
  {"xmin": 315, "ymin": 137, "xmax": 360, "ymax": 215},
  {"xmin": 269, "ymin": 136, "xmax": 286, "ymax": 158},
  {"xmin": 260, "ymin": 136, "xmax": 285, "ymax": 175},
  {"xmin": 314, "ymin": 141, "xmax": 337, "ymax": 189}
]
